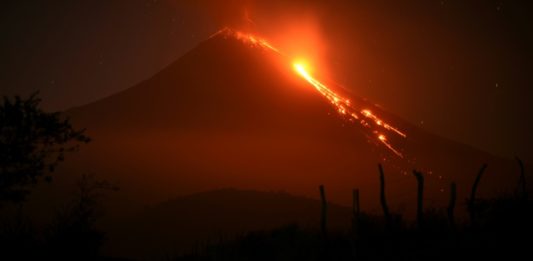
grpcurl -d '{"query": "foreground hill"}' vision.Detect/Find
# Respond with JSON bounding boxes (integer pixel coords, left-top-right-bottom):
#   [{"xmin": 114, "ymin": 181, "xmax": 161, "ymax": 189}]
[{"xmin": 104, "ymin": 189, "xmax": 352, "ymax": 259}]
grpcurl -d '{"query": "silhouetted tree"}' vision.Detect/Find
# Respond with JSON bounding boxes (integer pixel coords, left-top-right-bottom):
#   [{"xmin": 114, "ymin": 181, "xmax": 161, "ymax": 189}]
[
  {"xmin": 0, "ymin": 93, "xmax": 90, "ymax": 203},
  {"xmin": 45, "ymin": 174, "xmax": 118, "ymax": 259}
]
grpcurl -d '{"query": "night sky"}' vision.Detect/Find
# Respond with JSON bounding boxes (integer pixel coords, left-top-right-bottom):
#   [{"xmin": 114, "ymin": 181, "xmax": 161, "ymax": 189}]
[{"xmin": 1, "ymin": 0, "xmax": 532, "ymax": 160}]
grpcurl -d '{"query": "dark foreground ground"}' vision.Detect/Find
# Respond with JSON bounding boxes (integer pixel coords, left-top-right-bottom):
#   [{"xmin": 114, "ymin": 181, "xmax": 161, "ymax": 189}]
[
  {"xmin": 1, "ymin": 189, "xmax": 532, "ymax": 260},
  {"xmin": 174, "ymin": 196, "xmax": 533, "ymax": 261}
]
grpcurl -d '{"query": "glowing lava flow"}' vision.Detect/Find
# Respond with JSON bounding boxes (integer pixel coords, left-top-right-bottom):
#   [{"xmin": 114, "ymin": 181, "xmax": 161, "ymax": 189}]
[
  {"xmin": 234, "ymin": 31, "xmax": 281, "ymax": 54},
  {"xmin": 361, "ymin": 109, "xmax": 407, "ymax": 138},
  {"xmin": 213, "ymin": 28, "xmax": 407, "ymax": 158},
  {"xmin": 212, "ymin": 28, "xmax": 281, "ymax": 54},
  {"xmin": 293, "ymin": 63, "xmax": 406, "ymax": 158}
]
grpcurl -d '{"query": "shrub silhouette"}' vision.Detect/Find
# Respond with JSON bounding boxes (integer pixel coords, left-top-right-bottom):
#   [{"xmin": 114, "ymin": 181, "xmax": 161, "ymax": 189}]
[
  {"xmin": 45, "ymin": 174, "xmax": 118, "ymax": 259},
  {"xmin": 0, "ymin": 93, "xmax": 90, "ymax": 203},
  {"xmin": 0, "ymin": 174, "xmax": 117, "ymax": 259},
  {"xmin": 0, "ymin": 94, "xmax": 115, "ymax": 259}
]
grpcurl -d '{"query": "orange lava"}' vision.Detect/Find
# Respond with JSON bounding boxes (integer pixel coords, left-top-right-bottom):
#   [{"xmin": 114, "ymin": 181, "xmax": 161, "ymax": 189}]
[
  {"xmin": 294, "ymin": 62, "xmax": 406, "ymax": 158},
  {"xmin": 214, "ymin": 28, "xmax": 407, "ymax": 158}
]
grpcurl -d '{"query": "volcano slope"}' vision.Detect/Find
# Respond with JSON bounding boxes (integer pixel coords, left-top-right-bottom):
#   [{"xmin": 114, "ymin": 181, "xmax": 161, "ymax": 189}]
[{"xmin": 64, "ymin": 29, "xmax": 516, "ymax": 216}]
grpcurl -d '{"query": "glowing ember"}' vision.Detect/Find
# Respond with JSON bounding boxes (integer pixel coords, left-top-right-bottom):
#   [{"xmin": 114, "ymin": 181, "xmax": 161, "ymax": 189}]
[{"xmin": 215, "ymin": 28, "xmax": 407, "ymax": 158}]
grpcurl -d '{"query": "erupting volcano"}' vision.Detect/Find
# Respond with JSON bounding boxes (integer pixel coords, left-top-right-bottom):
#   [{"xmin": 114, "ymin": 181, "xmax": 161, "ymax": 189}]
[
  {"xmin": 17, "ymin": 25, "xmax": 519, "ymax": 259},
  {"xmin": 215, "ymin": 28, "xmax": 408, "ymax": 158},
  {"xmin": 4, "ymin": 0, "xmax": 531, "ymax": 258},
  {"xmin": 66, "ymin": 27, "xmax": 514, "ymax": 220}
]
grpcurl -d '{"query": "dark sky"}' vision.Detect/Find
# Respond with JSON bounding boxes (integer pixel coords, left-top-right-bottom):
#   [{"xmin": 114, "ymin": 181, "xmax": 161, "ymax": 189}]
[{"xmin": 1, "ymin": 0, "xmax": 532, "ymax": 160}]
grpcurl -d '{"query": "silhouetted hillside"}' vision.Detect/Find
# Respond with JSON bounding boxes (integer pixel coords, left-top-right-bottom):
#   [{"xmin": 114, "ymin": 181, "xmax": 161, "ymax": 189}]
[{"xmin": 104, "ymin": 189, "xmax": 352, "ymax": 259}]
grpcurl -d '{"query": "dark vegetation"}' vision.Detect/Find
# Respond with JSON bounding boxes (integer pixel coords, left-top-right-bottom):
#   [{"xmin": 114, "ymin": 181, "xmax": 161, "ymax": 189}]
[
  {"xmin": 176, "ymin": 163, "xmax": 532, "ymax": 260},
  {"xmin": 0, "ymin": 94, "xmax": 90, "ymax": 202},
  {"xmin": 0, "ymin": 94, "xmax": 116, "ymax": 260},
  {"xmin": 1, "ymin": 94, "xmax": 532, "ymax": 260}
]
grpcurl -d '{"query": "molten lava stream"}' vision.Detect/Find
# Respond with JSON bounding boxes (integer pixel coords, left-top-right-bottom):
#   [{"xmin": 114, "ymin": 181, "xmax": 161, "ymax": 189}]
[
  {"xmin": 293, "ymin": 62, "xmax": 406, "ymax": 158},
  {"xmin": 215, "ymin": 28, "xmax": 407, "ymax": 158}
]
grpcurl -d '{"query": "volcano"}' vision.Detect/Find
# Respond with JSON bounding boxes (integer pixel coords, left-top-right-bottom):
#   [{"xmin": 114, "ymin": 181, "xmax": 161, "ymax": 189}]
[
  {"xmin": 64, "ymin": 28, "xmax": 516, "ymax": 214},
  {"xmin": 51, "ymin": 28, "xmax": 524, "ymax": 259}
]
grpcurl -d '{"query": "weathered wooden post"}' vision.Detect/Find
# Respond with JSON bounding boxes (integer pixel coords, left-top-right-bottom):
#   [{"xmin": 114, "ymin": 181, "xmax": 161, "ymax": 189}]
[
  {"xmin": 469, "ymin": 164, "xmax": 488, "ymax": 225},
  {"xmin": 447, "ymin": 182, "xmax": 457, "ymax": 230},
  {"xmin": 516, "ymin": 157, "xmax": 527, "ymax": 200},
  {"xmin": 378, "ymin": 164, "xmax": 391, "ymax": 229},
  {"xmin": 319, "ymin": 185, "xmax": 328, "ymax": 239},
  {"xmin": 412, "ymin": 170, "xmax": 424, "ymax": 229},
  {"xmin": 352, "ymin": 188, "xmax": 360, "ymax": 232},
  {"xmin": 351, "ymin": 188, "xmax": 360, "ymax": 259}
]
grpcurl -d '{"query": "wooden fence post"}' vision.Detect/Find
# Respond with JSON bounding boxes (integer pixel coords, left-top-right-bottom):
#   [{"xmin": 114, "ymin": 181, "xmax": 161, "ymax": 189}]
[
  {"xmin": 412, "ymin": 170, "xmax": 424, "ymax": 229},
  {"xmin": 516, "ymin": 157, "xmax": 527, "ymax": 200},
  {"xmin": 351, "ymin": 188, "xmax": 360, "ymax": 259},
  {"xmin": 378, "ymin": 164, "xmax": 391, "ymax": 229},
  {"xmin": 319, "ymin": 185, "xmax": 328, "ymax": 239},
  {"xmin": 469, "ymin": 164, "xmax": 488, "ymax": 225},
  {"xmin": 447, "ymin": 182, "xmax": 457, "ymax": 229},
  {"xmin": 352, "ymin": 189, "xmax": 360, "ymax": 231}
]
